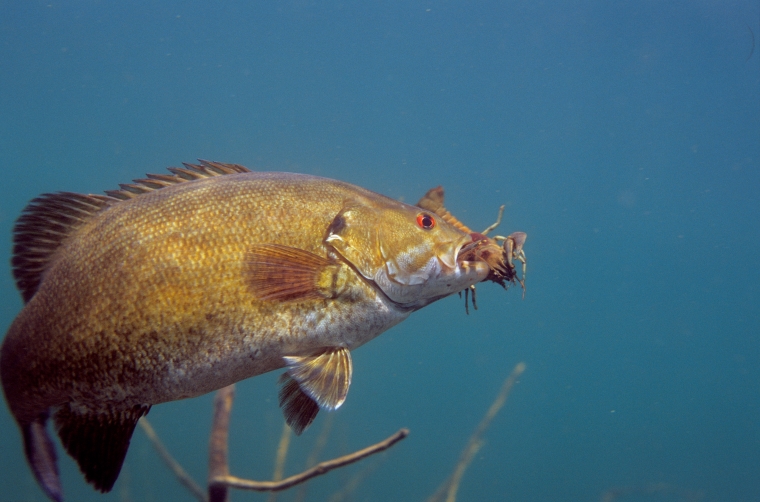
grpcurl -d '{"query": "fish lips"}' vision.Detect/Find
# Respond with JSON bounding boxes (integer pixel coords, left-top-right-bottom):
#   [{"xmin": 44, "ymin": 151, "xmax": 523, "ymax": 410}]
[{"xmin": 373, "ymin": 235, "xmax": 491, "ymax": 310}]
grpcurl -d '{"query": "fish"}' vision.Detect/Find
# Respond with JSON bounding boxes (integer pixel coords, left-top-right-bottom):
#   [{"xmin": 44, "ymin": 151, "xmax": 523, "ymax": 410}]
[{"xmin": 0, "ymin": 161, "xmax": 524, "ymax": 502}]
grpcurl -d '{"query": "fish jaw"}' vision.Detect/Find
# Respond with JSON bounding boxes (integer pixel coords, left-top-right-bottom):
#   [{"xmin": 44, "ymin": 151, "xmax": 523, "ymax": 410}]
[{"xmin": 372, "ymin": 234, "xmax": 491, "ymax": 309}]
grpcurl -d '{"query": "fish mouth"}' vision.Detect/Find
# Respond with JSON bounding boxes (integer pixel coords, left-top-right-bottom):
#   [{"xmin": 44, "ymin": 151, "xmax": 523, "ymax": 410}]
[
  {"xmin": 439, "ymin": 233, "xmax": 480, "ymax": 270},
  {"xmin": 454, "ymin": 235, "xmax": 479, "ymax": 267},
  {"xmin": 366, "ymin": 232, "xmax": 504, "ymax": 312},
  {"xmin": 455, "ymin": 233, "xmax": 507, "ymax": 273},
  {"xmin": 367, "ymin": 234, "xmax": 487, "ymax": 311}
]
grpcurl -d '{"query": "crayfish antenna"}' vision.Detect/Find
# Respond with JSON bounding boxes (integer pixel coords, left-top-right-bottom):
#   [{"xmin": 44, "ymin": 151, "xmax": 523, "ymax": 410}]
[{"xmin": 481, "ymin": 205, "xmax": 505, "ymax": 236}]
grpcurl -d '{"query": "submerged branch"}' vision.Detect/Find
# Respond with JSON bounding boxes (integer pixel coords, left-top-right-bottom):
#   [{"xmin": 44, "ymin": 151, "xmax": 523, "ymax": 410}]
[
  {"xmin": 267, "ymin": 422, "xmax": 293, "ymax": 502},
  {"xmin": 294, "ymin": 412, "xmax": 335, "ymax": 502},
  {"xmin": 208, "ymin": 385, "xmax": 235, "ymax": 502},
  {"xmin": 327, "ymin": 454, "xmax": 384, "ymax": 502},
  {"xmin": 428, "ymin": 361, "xmax": 526, "ymax": 502},
  {"xmin": 142, "ymin": 382, "xmax": 408, "ymax": 500},
  {"xmin": 138, "ymin": 417, "xmax": 207, "ymax": 502},
  {"xmin": 209, "ymin": 428, "xmax": 409, "ymax": 492},
  {"xmin": 445, "ymin": 439, "xmax": 483, "ymax": 502}
]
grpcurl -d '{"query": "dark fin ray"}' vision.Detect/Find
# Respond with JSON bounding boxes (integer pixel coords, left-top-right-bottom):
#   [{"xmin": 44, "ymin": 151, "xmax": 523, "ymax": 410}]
[
  {"xmin": 22, "ymin": 416, "xmax": 62, "ymax": 502},
  {"xmin": 283, "ymin": 347, "xmax": 352, "ymax": 410},
  {"xmin": 104, "ymin": 160, "xmax": 250, "ymax": 200},
  {"xmin": 278, "ymin": 374, "xmax": 320, "ymax": 435},
  {"xmin": 12, "ymin": 161, "xmax": 251, "ymax": 302},
  {"xmin": 12, "ymin": 192, "xmax": 113, "ymax": 303},
  {"xmin": 416, "ymin": 186, "xmax": 473, "ymax": 234},
  {"xmin": 54, "ymin": 404, "xmax": 150, "ymax": 493},
  {"xmin": 247, "ymin": 244, "xmax": 334, "ymax": 301}
]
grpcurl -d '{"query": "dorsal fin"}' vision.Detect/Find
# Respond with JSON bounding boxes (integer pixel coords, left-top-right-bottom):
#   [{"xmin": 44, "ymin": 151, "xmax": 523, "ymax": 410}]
[
  {"xmin": 11, "ymin": 160, "xmax": 252, "ymax": 303},
  {"xmin": 104, "ymin": 160, "xmax": 250, "ymax": 200},
  {"xmin": 12, "ymin": 192, "xmax": 115, "ymax": 303},
  {"xmin": 416, "ymin": 186, "xmax": 473, "ymax": 234}
]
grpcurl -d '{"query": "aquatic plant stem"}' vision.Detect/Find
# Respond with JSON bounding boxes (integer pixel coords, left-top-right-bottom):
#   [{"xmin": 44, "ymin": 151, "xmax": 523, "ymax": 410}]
[
  {"xmin": 267, "ymin": 422, "xmax": 292, "ymax": 502},
  {"xmin": 327, "ymin": 449, "xmax": 384, "ymax": 502},
  {"xmin": 208, "ymin": 384, "xmax": 235, "ymax": 502},
  {"xmin": 138, "ymin": 417, "xmax": 207, "ymax": 502},
  {"xmin": 428, "ymin": 361, "xmax": 526, "ymax": 502},
  {"xmin": 143, "ymin": 382, "xmax": 408, "ymax": 499},
  {"xmin": 445, "ymin": 439, "xmax": 483, "ymax": 502},
  {"xmin": 294, "ymin": 412, "xmax": 335, "ymax": 502},
  {"xmin": 209, "ymin": 428, "xmax": 409, "ymax": 492}
]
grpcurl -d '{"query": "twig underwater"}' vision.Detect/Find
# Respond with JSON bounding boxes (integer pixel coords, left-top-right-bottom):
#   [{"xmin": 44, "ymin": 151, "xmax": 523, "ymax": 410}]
[
  {"xmin": 209, "ymin": 429, "xmax": 409, "ymax": 493},
  {"xmin": 137, "ymin": 417, "xmax": 207, "ymax": 502},
  {"xmin": 294, "ymin": 413, "xmax": 335, "ymax": 502},
  {"xmin": 139, "ymin": 383, "xmax": 409, "ymax": 502},
  {"xmin": 266, "ymin": 423, "xmax": 292, "ymax": 502},
  {"xmin": 427, "ymin": 361, "xmax": 527, "ymax": 502}
]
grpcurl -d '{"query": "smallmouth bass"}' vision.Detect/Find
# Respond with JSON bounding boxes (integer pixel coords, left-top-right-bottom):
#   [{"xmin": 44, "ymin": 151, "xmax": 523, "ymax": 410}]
[{"xmin": 0, "ymin": 161, "xmax": 525, "ymax": 501}]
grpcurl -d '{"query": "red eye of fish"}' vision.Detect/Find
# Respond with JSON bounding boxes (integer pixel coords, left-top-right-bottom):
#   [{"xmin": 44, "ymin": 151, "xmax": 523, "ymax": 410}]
[{"xmin": 416, "ymin": 213, "xmax": 436, "ymax": 230}]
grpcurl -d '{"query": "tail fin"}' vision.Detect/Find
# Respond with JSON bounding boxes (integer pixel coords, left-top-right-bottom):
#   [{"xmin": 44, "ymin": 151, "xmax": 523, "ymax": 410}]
[
  {"xmin": 54, "ymin": 403, "xmax": 150, "ymax": 493},
  {"xmin": 22, "ymin": 415, "xmax": 63, "ymax": 502}
]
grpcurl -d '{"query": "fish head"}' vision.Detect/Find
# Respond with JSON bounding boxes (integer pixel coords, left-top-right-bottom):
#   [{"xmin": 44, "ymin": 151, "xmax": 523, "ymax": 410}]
[{"xmin": 325, "ymin": 201, "xmax": 490, "ymax": 309}]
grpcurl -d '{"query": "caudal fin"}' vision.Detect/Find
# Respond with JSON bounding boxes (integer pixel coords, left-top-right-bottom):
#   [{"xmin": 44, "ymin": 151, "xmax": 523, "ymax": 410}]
[
  {"xmin": 54, "ymin": 403, "xmax": 150, "ymax": 493},
  {"xmin": 22, "ymin": 416, "xmax": 63, "ymax": 502}
]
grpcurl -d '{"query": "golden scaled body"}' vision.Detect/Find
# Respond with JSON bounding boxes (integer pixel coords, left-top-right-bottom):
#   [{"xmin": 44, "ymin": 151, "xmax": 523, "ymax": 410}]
[
  {"xmin": 3, "ymin": 169, "xmax": 412, "ymax": 414},
  {"xmin": 0, "ymin": 162, "xmax": 527, "ymax": 501}
]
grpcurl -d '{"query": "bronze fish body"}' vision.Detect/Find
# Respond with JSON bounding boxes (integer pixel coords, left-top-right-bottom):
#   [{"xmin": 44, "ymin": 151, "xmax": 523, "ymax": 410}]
[{"xmin": 0, "ymin": 162, "xmax": 503, "ymax": 501}]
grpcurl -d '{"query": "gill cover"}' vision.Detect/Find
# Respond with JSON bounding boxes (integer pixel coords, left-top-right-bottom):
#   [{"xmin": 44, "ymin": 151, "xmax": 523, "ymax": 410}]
[{"xmin": 325, "ymin": 203, "xmax": 488, "ymax": 308}]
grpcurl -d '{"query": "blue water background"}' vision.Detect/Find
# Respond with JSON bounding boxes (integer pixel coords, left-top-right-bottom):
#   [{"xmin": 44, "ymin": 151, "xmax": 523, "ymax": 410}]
[{"xmin": 1, "ymin": 1, "xmax": 759, "ymax": 501}]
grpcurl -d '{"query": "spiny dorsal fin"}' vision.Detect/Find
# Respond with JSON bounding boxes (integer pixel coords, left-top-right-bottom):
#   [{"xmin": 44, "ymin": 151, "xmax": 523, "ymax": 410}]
[
  {"xmin": 416, "ymin": 186, "xmax": 473, "ymax": 234},
  {"xmin": 54, "ymin": 403, "xmax": 150, "ymax": 493},
  {"xmin": 12, "ymin": 192, "xmax": 114, "ymax": 303},
  {"xmin": 11, "ymin": 160, "xmax": 251, "ymax": 303},
  {"xmin": 104, "ymin": 160, "xmax": 250, "ymax": 200}
]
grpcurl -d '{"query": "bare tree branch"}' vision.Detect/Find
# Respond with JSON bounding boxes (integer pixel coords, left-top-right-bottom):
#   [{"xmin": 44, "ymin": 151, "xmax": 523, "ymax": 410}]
[
  {"xmin": 138, "ymin": 417, "xmax": 207, "ymax": 502},
  {"xmin": 428, "ymin": 361, "xmax": 526, "ymax": 502},
  {"xmin": 142, "ymin": 382, "xmax": 408, "ymax": 500},
  {"xmin": 267, "ymin": 423, "xmax": 292, "ymax": 502},
  {"xmin": 208, "ymin": 384, "xmax": 235, "ymax": 502},
  {"xmin": 294, "ymin": 413, "xmax": 335, "ymax": 502},
  {"xmin": 209, "ymin": 428, "xmax": 409, "ymax": 492}
]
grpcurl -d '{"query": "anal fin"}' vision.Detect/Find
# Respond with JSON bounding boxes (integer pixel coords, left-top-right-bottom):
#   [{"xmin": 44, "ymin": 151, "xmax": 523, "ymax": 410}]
[
  {"xmin": 54, "ymin": 403, "xmax": 150, "ymax": 493},
  {"xmin": 278, "ymin": 347, "xmax": 352, "ymax": 435}
]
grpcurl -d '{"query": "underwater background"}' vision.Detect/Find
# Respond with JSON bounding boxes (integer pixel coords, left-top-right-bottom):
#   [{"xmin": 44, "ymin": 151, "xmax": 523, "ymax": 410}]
[{"xmin": 1, "ymin": 1, "xmax": 759, "ymax": 501}]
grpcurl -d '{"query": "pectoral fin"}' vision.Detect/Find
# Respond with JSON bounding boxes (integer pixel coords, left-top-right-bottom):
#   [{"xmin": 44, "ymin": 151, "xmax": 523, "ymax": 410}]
[
  {"xmin": 278, "ymin": 347, "xmax": 352, "ymax": 434},
  {"xmin": 53, "ymin": 403, "xmax": 150, "ymax": 493},
  {"xmin": 247, "ymin": 244, "xmax": 337, "ymax": 301}
]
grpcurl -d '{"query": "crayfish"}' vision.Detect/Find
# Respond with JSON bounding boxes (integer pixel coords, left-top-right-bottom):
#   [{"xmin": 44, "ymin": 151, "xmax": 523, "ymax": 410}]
[{"xmin": 417, "ymin": 186, "xmax": 527, "ymax": 314}]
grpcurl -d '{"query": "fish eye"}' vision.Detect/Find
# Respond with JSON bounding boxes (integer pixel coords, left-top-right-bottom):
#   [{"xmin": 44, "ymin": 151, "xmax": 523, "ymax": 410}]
[{"xmin": 416, "ymin": 213, "xmax": 436, "ymax": 230}]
